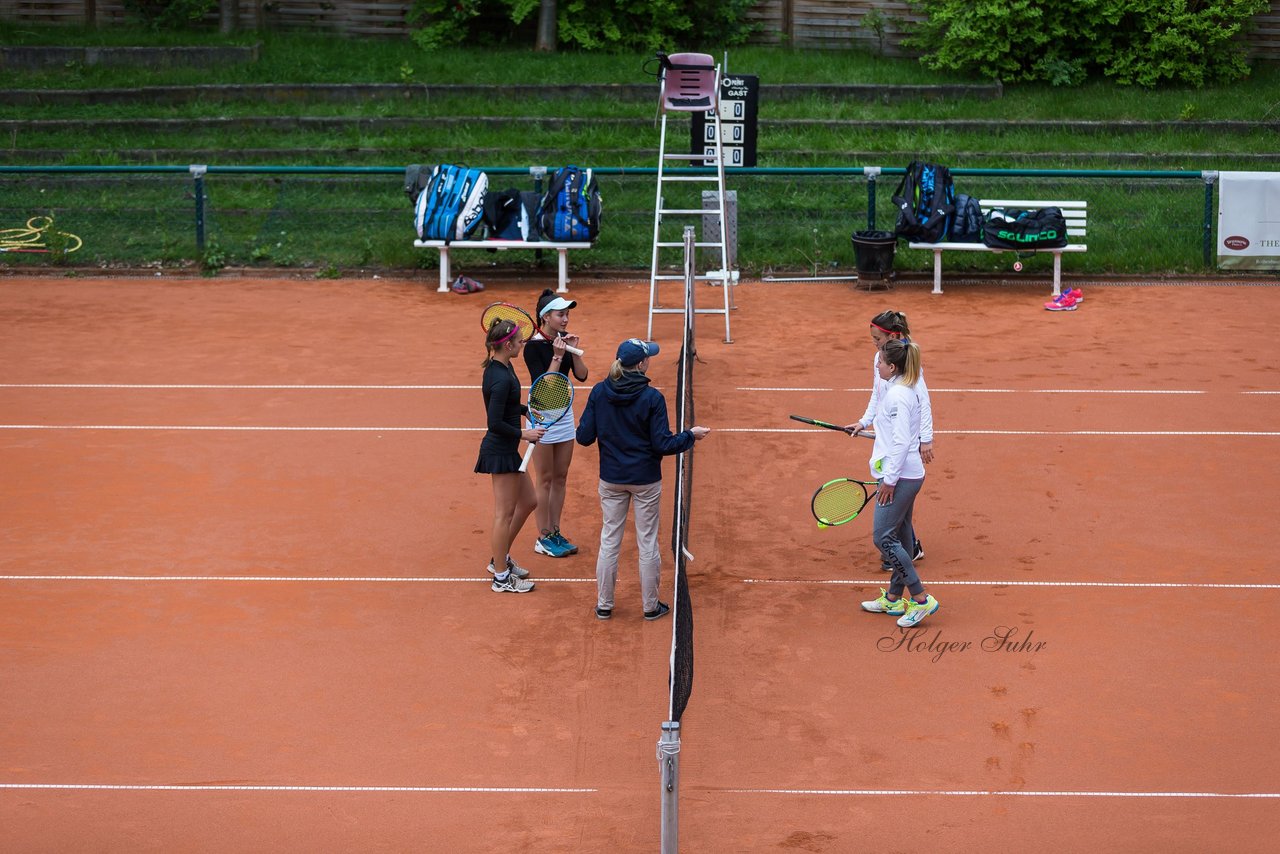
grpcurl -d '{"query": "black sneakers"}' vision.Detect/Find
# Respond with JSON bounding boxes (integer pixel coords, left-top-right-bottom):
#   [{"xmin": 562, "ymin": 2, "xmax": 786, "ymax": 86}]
[
  {"xmin": 644, "ymin": 602, "xmax": 671, "ymax": 621},
  {"xmin": 594, "ymin": 607, "xmax": 612, "ymax": 620}
]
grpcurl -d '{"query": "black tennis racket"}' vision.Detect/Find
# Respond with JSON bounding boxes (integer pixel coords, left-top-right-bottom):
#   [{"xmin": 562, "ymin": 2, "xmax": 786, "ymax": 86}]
[
  {"xmin": 519, "ymin": 371, "xmax": 575, "ymax": 472},
  {"xmin": 811, "ymin": 477, "xmax": 879, "ymax": 528},
  {"xmin": 790, "ymin": 414, "xmax": 874, "ymax": 438}
]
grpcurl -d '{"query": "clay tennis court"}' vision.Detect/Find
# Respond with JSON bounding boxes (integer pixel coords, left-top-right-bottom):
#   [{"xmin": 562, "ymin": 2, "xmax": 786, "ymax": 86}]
[{"xmin": 2, "ymin": 272, "xmax": 1278, "ymax": 852}]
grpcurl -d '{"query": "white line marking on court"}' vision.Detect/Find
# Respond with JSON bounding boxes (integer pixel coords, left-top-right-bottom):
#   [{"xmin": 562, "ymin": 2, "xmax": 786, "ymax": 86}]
[
  {"xmin": 0, "ymin": 576, "xmax": 595, "ymax": 583},
  {"xmin": 0, "ymin": 425, "xmax": 482, "ymax": 432},
  {"xmin": 720, "ymin": 788, "xmax": 1279, "ymax": 799},
  {"xmin": 0, "ymin": 783, "xmax": 595, "ymax": 794},
  {"xmin": 0, "ymin": 384, "xmax": 480, "ymax": 390},
  {"xmin": 744, "ymin": 579, "xmax": 1280, "ymax": 589},
  {"xmin": 721, "ymin": 429, "xmax": 1280, "ymax": 437},
  {"xmin": 738, "ymin": 387, "xmax": 1219, "ymax": 394}
]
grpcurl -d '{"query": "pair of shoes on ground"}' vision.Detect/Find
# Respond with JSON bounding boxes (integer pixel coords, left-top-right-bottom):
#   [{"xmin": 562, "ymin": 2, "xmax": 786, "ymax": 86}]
[
  {"xmin": 861, "ymin": 589, "xmax": 940, "ymax": 627},
  {"xmin": 594, "ymin": 601, "xmax": 670, "ymax": 621},
  {"xmin": 451, "ymin": 275, "xmax": 485, "ymax": 294},
  {"xmin": 879, "ymin": 540, "xmax": 925, "ymax": 572},
  {"xmin": 488, "ymin": 555, "xmax": 534, "ymax": 593},
  {"xmin": 534, "ymin": 528, "xmax": 578, "ymax": 558},
  {"xmin": 1045, "ymin": 287, "xmax": 1084, "ymax": 312}
]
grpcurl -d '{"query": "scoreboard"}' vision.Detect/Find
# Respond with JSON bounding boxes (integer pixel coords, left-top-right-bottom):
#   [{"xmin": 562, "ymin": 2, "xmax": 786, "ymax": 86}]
[{"xmin": 690, "ymin": 74, "xmax": 759, "ymax": 168}]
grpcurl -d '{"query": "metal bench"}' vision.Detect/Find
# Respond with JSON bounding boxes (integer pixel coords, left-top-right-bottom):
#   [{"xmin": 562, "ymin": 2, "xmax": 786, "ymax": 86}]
[{"xmin": 909, "ymin": 199, "xmax": 1088, "ymax": 296}]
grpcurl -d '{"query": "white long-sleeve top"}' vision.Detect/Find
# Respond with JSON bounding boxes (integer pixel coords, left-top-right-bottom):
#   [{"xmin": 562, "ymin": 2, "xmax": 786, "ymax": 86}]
[
  {"xmin": 869, "ymin": 380, "xmax": 926, "ymax": 485},
  {"xmin": 858, "ymin": 349, "xmax": 934, "ymax": 443}
]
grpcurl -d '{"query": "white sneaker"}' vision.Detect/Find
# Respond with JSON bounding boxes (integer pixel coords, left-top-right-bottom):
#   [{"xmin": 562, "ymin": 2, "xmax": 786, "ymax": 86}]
[
  {"xmin": 487, "ymin": 557, "xmax": 529, "ymax": 579},
  {"xmin": 492, "ymin": 573, "xmax": 535, "ymax": 593},
  {"xmin": 860, "ymin": 589, "xmax": 908, "ymax": 615},
  {"xmin": 896, "ymin": 595, "xmax": 939, "ymax": 627}
]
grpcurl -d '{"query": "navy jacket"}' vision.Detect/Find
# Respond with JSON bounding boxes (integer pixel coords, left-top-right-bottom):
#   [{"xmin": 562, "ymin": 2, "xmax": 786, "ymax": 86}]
[{"xmin": 576, "ymin": 371, "xmax": 695, "ymax": 485}]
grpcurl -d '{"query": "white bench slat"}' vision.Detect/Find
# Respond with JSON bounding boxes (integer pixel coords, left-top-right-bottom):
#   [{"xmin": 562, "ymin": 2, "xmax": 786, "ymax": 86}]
[
  {"xmin": 907, "ymin": 199, "xmax": 1088, "ymax": 297},
  {"xmin": 414, "ymin": 238, "xmax": 592, "ymax": 294}
]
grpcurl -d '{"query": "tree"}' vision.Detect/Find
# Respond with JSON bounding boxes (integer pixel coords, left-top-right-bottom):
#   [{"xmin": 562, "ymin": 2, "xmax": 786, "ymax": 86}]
[{"xmin": 535, "ymin": 0, "xmax": 556, "ymax": 52}]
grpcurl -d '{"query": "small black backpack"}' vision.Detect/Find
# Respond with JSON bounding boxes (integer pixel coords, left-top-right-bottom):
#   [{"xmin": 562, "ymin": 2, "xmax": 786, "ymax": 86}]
[{"xmin": 950, "ymin": 193, "xmax": 983, "ymax": 242}]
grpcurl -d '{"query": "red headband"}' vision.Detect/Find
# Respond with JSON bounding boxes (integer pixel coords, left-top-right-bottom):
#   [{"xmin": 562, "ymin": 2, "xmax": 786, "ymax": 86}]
[
  {"xmin": 493, "ymin": 324, "xmax": 520, "ymax": 347},
  {"xmin": 871, "ymin": 322, "xmax": 897, "ymax": 335}
]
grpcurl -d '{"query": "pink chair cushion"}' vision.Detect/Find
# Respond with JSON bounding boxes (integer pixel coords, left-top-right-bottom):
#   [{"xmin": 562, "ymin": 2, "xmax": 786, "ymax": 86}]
[{"xmin": 661, "ymin": 52, "xmax": 718, "ymax": 113}]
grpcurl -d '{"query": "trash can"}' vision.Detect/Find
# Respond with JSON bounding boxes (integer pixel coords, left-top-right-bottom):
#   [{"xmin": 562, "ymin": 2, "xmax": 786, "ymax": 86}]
[{"xmin": 851, "ymin": 230, "xmax": 897, "ymax": 284}]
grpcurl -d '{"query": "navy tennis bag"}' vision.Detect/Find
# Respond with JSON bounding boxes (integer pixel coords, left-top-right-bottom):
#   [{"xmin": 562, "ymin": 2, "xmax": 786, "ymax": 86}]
[
  {"xmin": 483, "ymin": 187, "xmax": 542, "ymax": 241},
  {"xmin": 414, "ymin": 164, "xmax": 488, "ymax": 242},
  {"xmin": 982, "ymin": 207, "xmax": 1068, "ymax": 250},
  {"xmin": 538, "ymin": 166, "xmax": 601, "ymax": 242},
  {"xmin": 892, "ymin": 161, "xmax": 954, "ymax": 243}
]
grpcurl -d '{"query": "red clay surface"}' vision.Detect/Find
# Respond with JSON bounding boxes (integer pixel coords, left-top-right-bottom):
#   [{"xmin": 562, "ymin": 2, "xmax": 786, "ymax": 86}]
[{"xmin": 2, "ymin": 273, "xmax": 1278, "ymax": 852}]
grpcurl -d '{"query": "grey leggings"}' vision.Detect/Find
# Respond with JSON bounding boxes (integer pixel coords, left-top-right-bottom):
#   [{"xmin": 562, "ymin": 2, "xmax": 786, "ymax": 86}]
[{"xmin": 873, "ymin": 476, "xmax": 925, "ymax": 598}]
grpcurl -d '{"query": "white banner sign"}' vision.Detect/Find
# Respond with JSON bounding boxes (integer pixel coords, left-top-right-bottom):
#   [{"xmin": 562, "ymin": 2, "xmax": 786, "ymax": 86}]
[{"xmin": 1218, "ymin": 171, "xmax": 1280, "ymax": 270}]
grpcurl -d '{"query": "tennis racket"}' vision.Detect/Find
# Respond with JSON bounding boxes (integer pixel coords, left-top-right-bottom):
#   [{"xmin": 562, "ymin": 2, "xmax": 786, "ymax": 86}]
[
  {"xmin": 519, "ymin": 371, "xmax": 575, "ymax": 472},
  {"xmin": 479, "ymin": 302, "xmax": 583, "ymax": 355},
  {"xmin": 790, "ymin": 414, "xmax": 874, "ymax": 438},
  {"xmin": 811, "ymin": 477, "xmax": 879, "ymax": 528}
]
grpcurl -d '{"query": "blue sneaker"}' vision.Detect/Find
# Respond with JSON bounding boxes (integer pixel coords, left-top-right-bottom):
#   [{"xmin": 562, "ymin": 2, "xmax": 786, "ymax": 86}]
[
  {"xmin": 896, "ymin": 595, "xmax": 940, "ymax": 628},
  {"xmin": 534, "ymin": 533, "xmax": 570, "ymax": 558},
  {"xmin": 552, "ymin": 528, "xmax": 578, "ymax": 555}
]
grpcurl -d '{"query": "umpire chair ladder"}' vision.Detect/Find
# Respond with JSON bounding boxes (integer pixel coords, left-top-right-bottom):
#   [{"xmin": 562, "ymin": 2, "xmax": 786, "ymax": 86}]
[{"xmin": 648, "ymin": 52, "xmax": 734, "ymax": 344}]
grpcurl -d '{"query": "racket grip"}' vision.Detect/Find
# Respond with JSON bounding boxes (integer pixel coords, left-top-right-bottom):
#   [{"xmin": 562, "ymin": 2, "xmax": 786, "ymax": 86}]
[
  {"xmin": 563, "ymin": 344, "xmax": 584, "ymax": 356},
  {"xmin": 518, "ymin": 440, "xmax": 536, "ymax": 472}
]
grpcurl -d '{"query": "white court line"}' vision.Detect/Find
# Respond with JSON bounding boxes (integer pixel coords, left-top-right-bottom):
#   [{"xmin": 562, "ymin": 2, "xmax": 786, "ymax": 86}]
[
  {"xmin": 6, "ymin": 426, "xmax": 1277, "ymax": 436},
  {"xmin": 0, "ymin": 783, "xmax": 595, "ymax": 794},
  {"xmin": 0, "ymin": 384, "xmax": 479, "ymax": 390},
  {"xmin": 0, "ymin": 575, "xmax": 595, "ymax": 583},
  {"xmin": 745, "ymin": 579, "xmax": 1280, "ymax": 589},
  {"xmin": 722, "ymin": 428, "xmax": 1280, "ymax": 437},
  {"xmin": 0, "ymin": 425, "xmax": 481, "ymax": 432},
  {"xmin": 720, "ymin": 787, "xmax": 1279, "ymax": 799},
  {"xmin": 739, "ymin": 387, "xmax": 1220, "ymax": 394}
]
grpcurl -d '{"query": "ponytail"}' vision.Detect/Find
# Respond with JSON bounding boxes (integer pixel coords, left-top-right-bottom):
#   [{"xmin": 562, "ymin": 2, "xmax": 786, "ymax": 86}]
[{"xmin": 881, "ymin": 338, "xmax": 921, "ymax": 387}]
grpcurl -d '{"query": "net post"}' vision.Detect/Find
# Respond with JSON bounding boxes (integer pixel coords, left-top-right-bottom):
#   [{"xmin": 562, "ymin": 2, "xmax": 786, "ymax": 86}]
[
  {"xmin": 189, "ymin": 164, "xmax": 207, "ymax": 253},
  {"xmin": 658, "ymin": 720, "xmax": 681, "ymax": 854}
]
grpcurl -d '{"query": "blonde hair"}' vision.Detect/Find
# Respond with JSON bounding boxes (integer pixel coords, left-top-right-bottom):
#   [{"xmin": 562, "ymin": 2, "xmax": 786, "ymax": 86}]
[
  {"xmin": 608, "ymin": 359, "xmax": 625, "ymax": 380},
  {"xmin": 881, "ymin": 338, "xmax": 921, "ymax": 387},
  {"xmin": 482, "ymin": 319, "xmax": 518, "ymax": 367}
]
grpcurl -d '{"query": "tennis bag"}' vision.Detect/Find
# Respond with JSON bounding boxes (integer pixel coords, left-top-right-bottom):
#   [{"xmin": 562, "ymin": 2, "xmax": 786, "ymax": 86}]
[
  {"xmin": 892, "ymin": 161, "xmax": 954, "ymax": 243},
  {"xmin": 483, "ymin": 188, "xmax": 542, "ymax": 241},
  {"xmin": 982, "ymin": 207, "xmax": 1069, "ymax": 250},
  {"xmin": 538, "ymin": 165, "xmax": 601, "ymax": 242},
  {"xmin": 413, "ymin": 164, "xmax": 488, "ymax": 242},
  {"xmin": 404, "ymin": 163, "xmax": 433, "ymax": 206},
  {"xmin": 950, "ymin": 193, "xmax": 983, "ymax": 242}
]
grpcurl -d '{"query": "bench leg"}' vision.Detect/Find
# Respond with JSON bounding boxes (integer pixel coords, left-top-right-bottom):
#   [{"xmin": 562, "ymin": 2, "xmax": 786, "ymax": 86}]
[
  {"xmin": 932, "ymin": 250, "xmax": 943, "ymax": 294},
  {"xmin": 437, "ymin": 247, "xmax": 452, "ymax": 293},
  {"xmin": 557, "ymin": 249, "xmax": 569, "ymax": 293},
  {"xmin": 1052, "ymin": 253, "xmax": 1062, "ymax": 297}
]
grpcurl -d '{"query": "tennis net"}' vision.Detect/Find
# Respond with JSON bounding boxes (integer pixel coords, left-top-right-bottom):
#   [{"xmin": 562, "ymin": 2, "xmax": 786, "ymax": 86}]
[{"xmin": 659, "ymin": 227, "xmax": 698, "ymax": 854}]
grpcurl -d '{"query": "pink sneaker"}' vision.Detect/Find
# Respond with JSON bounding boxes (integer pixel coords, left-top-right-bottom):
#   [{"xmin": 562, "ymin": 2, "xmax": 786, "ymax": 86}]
[
  {"xmin": 1045, "ymin": 292, "xmax": 1079, "ymax": 311},
  {"xmin": 451, "ymin": 275, "xmax": 485, "ymax": 294}
]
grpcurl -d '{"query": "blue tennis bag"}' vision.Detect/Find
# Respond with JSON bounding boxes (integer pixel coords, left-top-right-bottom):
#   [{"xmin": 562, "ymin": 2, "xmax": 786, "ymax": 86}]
[
  {"xmin": 538, "ymin": 166, "xmax": 601, "ymax": 242},
  {"xmin": 414, "ymin": 164, "xmax": 488, "ymax": 242}
]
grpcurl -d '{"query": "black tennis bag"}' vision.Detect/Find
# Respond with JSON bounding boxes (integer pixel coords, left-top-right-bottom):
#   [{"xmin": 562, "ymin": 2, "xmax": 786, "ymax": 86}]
[
  {"xmin": 982, "ymin": 207, "xmax": 1069, "ymax": 250},
  {"xmin": 892, "ymin": 161, "xmax": 954, "ymax": 243}
]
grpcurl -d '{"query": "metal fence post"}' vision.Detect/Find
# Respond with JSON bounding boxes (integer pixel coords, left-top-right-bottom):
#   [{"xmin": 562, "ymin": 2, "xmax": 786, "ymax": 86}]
[
  {"xmin": 190, "ymin": 164, "xmax": 207, "ymax": 253},
  {"xmin": 1201, "ymin": 170, "xmax": 1218, "ymax": 268},
  {"xmin": 865, "ymin": 166, "xmax": 881, "ymax": 231}
]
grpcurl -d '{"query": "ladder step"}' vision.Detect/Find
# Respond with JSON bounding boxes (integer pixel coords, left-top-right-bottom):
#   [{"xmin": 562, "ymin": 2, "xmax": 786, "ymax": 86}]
[
  {"xmin": 656, "ymin": 241, "xmax": 724, "ymax": 248},
  {"xmin": 658, "ymin": 208, "xmax": 715, "ymax": 215},
  {"xmin": 663, "ymin": 153, "xmax": 718, "ymax": 161},
  {"xmin": 650, "ymin": 307, "xmax": 685, "ymax": 314},
  {"xmin": 659, "ymin": 176, "xmax": 722, "ymax": 183}
]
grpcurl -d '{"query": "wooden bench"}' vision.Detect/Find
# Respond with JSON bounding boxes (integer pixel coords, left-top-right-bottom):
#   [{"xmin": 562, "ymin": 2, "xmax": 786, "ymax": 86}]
[
  {"xmin": 909, "ymin": 200, "xmax": 1087, "ymax": 296},
  {"xmin": 413, "ymin": 238, "xmax": 591, "ymax": 294}
]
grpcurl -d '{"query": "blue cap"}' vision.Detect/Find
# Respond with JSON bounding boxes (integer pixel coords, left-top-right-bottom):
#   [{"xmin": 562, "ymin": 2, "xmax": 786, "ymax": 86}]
[{"xmin": 616, "ymin": 338, "xmax": 660, "ymax": 367}]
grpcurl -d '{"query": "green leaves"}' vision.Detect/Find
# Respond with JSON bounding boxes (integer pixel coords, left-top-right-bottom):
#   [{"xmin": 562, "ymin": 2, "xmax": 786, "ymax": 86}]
[{"xmin": 906, "ymin": 0, "xmax": 1267, "ymax": 87}]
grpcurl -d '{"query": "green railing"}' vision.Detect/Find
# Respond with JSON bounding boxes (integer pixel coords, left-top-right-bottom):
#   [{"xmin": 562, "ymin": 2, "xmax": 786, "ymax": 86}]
[{"xmin": 0, "ymin": 164, "xmax": 1223, "ymax": 274}]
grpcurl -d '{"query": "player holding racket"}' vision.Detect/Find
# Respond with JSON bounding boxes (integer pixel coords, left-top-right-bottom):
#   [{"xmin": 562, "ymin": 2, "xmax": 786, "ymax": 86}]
[
  {"xmin": 845, "ymin": 310, "xmax": 933, "ymax": 565},
  {"xmin": 476, "ymin": 318, "xmax": 545, "ymax": 593},
  {"xmin": 859, "ymin": 339, "xmax": 940, "ymax": 627},
  {"xmin": 576, "ymin": 338, "xmax": 710, "ymax": 621},
  {"xmin": 523, "ymin": 290, "xmax": 588, "ymax": 559}
]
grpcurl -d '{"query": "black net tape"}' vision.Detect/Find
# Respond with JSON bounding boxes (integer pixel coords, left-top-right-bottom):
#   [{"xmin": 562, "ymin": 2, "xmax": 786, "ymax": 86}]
[{"xmin": 669, "ymin": 276, "xmax": 696, "ymax": 723}]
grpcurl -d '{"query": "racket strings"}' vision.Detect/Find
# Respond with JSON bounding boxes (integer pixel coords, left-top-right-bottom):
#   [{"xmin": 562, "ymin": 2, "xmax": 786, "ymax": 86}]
[
  {"xmin": 812, "ymin": 481, "xmax": 870, "ymax": 525},
  {"xmin": 528, "ymin": 375, "xmax": 573, "ymax": 423},
  {"xmin": 481, "ymin": 305, "xmax": 535, "ymax": 342}
]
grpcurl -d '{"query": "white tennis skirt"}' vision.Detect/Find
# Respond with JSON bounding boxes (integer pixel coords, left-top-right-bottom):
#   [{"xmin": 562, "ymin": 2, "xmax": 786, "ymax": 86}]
[{"xmin": 529, "ymin": 410, "xmax": 576, "ymax": 445}]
